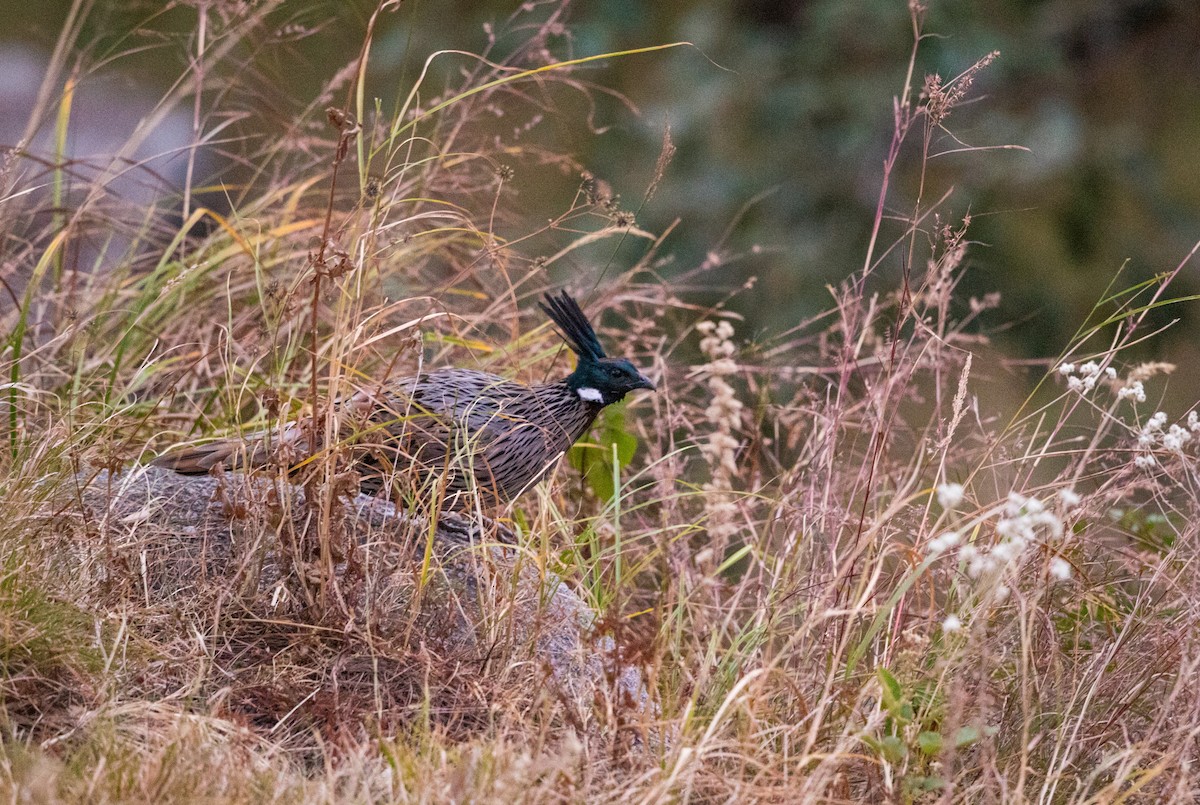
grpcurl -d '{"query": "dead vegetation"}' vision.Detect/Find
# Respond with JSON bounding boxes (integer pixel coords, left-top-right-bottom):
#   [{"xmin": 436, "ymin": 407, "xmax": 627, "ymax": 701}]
[{"xmin": 3, "ymin": 1, "xmax": 1200, "ymax": 802}]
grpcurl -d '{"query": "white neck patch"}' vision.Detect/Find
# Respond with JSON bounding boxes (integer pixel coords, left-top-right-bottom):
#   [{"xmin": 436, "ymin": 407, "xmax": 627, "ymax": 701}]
[{"xmin": 577, "ymin": 387, "xmax": 604, "ymax": 403}]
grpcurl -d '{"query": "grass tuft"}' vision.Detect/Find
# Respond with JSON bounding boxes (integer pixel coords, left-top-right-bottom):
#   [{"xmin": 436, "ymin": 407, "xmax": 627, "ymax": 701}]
[{"xmin": 3, "ymin": 1, "xmax": 1200, "ymax": 802}]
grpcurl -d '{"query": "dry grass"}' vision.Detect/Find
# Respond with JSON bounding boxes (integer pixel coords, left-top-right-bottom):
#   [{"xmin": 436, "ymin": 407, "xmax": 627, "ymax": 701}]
[{"xmin": 3, "ymin": 1, "xmax": 1200, "ymax": 802}]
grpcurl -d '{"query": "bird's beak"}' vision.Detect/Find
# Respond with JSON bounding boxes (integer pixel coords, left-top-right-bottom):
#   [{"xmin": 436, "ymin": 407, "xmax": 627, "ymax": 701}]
[{"xmin": 636, "ymin": 372, "xmax": 656, "ymax": 391}]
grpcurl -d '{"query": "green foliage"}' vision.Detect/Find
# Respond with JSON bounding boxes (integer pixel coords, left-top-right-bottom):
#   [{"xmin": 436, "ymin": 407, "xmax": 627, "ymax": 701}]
[
  {"xmin": 862, "ymin": 666, "xmax": 998, "ymax": 800},
  {"xmin": 0, "ymin": 566, "xmax": 99, "ymax": 677},
  {"xmin": 567, "ymin": 402, "xmax": 639, "ymax": 501}
]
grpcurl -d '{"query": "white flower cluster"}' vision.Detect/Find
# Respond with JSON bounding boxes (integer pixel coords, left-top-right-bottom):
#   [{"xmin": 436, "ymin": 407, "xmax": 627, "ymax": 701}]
[
  {"xmin": 927, "ymin": 530, "xmax": 961, "ymax": 554},
  {"xmin": 1049, "ymin": 557, "xmax": 1072, "ymax": 581},
  {"xmin": 1117, "ymin": 380, "xmax": 1146, "ymax": 403},
  {"xmin": 1059, "ymin": 358, "xmax": 1158, "ymax": 404},
  {"xmin": 931, "ymin": 485, "xmax": 1083, "ymax": 634},
  {"xmin": 697, "ymin": 321, "xmax": 744, "ymax": 478},
  {"xmin": 1058, "ymin": 487, "xmax": 1082, "ymax": 509},
  {"xmin": 1133, "ymin": 410, "xmax": 1200, "ymax": 469},
  {"xmin": 937, "ymin": 482, "xmax": 965, "ymax": 510},
  {"xmin": 698, "ymin": 320, "xmax": 738, "ymax": 376},
  {"xmin": 927, "ymin": 490, "xmax": 1077, "ymax": 590},
  {"xmin": 1059, "ymin": 360, "xmax": 1116, "ymax": 395},
  {"xmin": 1058, "ymin": 360, "xmax": 1199, "ymax": 470},
  {"xmin": 696, "ymin": 320, "xmax": 745, "ymax": 550}
]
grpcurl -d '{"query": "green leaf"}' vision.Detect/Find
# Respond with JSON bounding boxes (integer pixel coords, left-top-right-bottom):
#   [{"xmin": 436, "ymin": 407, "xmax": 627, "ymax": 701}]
[
  {"xmin": 568, "ymin": 403, "xmax": 639, "ymax": 501},
  {"xmin": 905, "ymin": 776, "xmax": 946, "ymax": 793},
  {"xmin": 917, "ymin": 731, "xmax": 943, "ymax": 755},
  {"xmin": 878, "ymin": 667, "xmax": 903, "ymax": 712},
  {"xmin": 954, "ymin": 726, "xmax": 981, "ymax": 747},
  {"xmin": 880, "ymin": 736, "xmax": 907, "ymax": 762},
  {"xmin": 953, "ymin": 724, "xmax": 997, "ymax": 748}
]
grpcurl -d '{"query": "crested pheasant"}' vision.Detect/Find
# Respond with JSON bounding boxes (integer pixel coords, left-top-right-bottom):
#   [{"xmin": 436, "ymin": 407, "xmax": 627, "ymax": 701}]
[{"xmin": 150, "ymin": 291, "xmax": 655, "ymax": 508}]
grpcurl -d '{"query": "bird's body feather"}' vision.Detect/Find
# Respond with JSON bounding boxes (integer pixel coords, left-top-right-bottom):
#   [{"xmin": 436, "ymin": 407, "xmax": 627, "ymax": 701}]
[
  {"xmin": 354, "ymin": 367, "xmax": 602, "ymax": 503},
  {"xmin": 153, "ymin": 367, "xmax": 601, "ymax": 507},
  {"xmin": 151, "ymin": 291, "xmax": 653, "ymax": 509}
]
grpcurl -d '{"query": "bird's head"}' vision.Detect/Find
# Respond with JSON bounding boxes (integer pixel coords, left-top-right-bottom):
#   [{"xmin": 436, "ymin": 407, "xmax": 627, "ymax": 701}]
[
  {"xmin": 566, "ymin": 357, "xmax": 656, "ymax": 406},
  {"xmin": 540, "ymin": 290, "xmax": 656, "ymax": 407}
]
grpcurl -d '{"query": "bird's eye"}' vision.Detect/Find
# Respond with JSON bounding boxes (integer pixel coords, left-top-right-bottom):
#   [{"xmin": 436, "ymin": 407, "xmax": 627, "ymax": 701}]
[{"xmin": 606, "ymin": 366, "xmax": 620, "ymax": 376}]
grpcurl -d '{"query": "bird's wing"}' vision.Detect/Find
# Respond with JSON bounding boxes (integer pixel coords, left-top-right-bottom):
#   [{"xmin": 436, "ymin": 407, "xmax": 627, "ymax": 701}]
[
  {"xmin": 402, "ymin": 369, "xmax": 529, "ymax": 434},
  {"xmin": 387, "ymin": 369, "xmax": 551, "ymax": 499}
]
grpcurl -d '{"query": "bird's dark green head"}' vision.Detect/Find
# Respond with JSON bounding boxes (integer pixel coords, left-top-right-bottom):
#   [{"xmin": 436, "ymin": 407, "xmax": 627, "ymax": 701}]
[
  {"xmin": 566, "ymin": 357, "xmax": 655, "ymax": 406},
  {"xmin": 540, "ymin": 290, "xmax": 656, "ymax": 406}
]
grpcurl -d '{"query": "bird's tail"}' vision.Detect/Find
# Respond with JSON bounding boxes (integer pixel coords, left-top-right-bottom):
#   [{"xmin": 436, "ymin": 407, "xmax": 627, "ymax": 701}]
[
  {"xmin": 149, "ymin": 423, "xmax": 306, "ymax": 475},
  {"xmin": 539, "ymin": 290, "xmax": 606, "ymax": 361}
]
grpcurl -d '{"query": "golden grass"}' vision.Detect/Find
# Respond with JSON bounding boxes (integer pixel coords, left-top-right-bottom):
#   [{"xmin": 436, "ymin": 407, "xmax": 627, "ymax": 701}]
[{"xmin": 3, "ymin": 1, "xmax": 1200, "ymax": 802}]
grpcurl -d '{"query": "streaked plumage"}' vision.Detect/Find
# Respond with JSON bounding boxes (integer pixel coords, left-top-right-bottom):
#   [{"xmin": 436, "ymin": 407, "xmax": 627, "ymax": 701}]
[{"xmin": 151, "ymin": 291, "xmax": 655, "ymax": 508}]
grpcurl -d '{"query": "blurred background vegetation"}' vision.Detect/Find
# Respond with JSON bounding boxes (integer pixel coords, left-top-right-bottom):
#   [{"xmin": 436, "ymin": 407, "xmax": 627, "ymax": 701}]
[{"xmin": 5, "ymin": 0, "xmax": 1198, "ymax": 375}]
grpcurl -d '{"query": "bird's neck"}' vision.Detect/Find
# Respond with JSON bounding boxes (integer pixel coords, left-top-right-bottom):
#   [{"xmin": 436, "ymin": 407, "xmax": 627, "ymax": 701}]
[
  {"xmin": 533, "ymin": 380, "xmax": 603, "ymax": 442},
  {"xmin": 537, "ymin": 378, "xmax": 597, "ymax": 404},
  {"xmin": 565, "ymin": 362, "xmax": 614, "ymax": 406},
  {"xmin": 543, "ymin": 376, "xmax": 605, "ymax": 408}
]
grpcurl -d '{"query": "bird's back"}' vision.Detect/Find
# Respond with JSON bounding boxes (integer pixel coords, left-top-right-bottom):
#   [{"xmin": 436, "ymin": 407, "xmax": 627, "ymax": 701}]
[
  {"xmin": 362, "ymin": 368, "xmax": 598, "ymax": 504},
  {"xmin": 152, "ymin": 367, "xmax": 599, "ymax": 508}
]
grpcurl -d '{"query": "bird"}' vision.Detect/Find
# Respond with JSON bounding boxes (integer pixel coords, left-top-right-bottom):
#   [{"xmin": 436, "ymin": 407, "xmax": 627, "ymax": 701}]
[{"xmin": 150, "ymin": 291, "xmax": 655, "ymax": 509}]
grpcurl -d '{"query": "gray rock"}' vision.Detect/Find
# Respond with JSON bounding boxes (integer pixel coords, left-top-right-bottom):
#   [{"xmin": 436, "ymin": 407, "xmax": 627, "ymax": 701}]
[{"xmin": 56, "ymin": 465, "xmax": 652, "ymax": 749}]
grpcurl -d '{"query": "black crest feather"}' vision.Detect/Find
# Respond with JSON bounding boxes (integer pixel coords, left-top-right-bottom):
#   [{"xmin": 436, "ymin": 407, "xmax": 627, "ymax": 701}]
[{"xmin": 539, "ymin": 291, "xmax": 606, "ymax": 362}]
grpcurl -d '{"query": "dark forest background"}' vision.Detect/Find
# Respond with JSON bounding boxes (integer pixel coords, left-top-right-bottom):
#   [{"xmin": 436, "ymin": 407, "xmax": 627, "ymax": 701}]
[{"xmin": 6, "ymin": 0, "xmax": 1199, "ymax": 378}]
